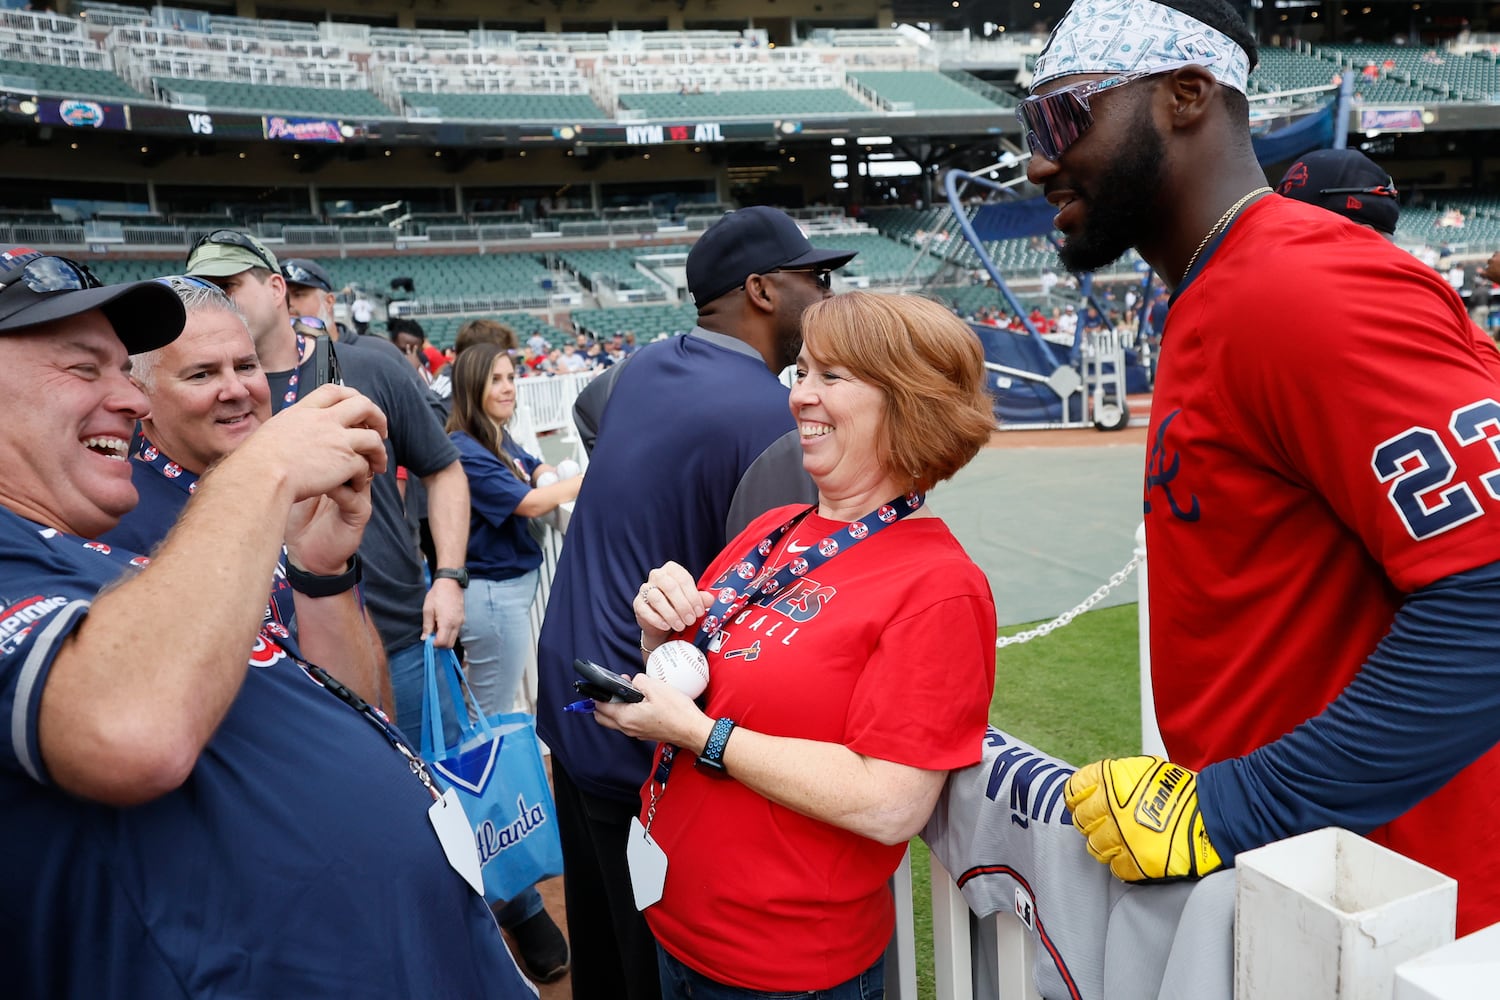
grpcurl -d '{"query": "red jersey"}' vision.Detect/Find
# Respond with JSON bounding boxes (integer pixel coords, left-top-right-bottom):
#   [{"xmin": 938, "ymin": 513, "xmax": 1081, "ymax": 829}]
[
  {"xmin": 1150, "ymin": 195, "xmax": 1500, "ymax": 932},
  {"xmin": 641, "ymin": 506, "xmax": 996, "ymax": 989}
]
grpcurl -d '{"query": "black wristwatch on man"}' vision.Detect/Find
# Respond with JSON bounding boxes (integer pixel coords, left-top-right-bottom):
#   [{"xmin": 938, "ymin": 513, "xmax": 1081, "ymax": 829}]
[{"xmin": 433, "ymin": 567, "xmax": 469, "ymax": 589}]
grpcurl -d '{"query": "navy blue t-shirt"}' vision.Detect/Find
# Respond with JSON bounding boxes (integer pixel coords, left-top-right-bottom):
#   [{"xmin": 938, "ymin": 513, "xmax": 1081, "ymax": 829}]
[
  {"xmin": 451, "ymin": 430, "xmax": 543, "ymax": 582},
  {"xmin": 0, "ymin": 506, "xmax": 532, "ymax": 997},
  {"xmin": 535, "ymin": 330, "xmax": 813, "ymax": 801},
  {"xmin": 268, "ymin": 336, "xmax": 460, "ymax": 652},
  {"xmin": 102, "ymin": 437, "xmax": 299, "ymax": 647}
]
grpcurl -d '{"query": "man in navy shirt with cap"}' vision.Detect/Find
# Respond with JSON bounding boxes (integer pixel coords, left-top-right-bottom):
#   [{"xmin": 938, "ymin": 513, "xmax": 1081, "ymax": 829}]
[
  {"xmin": 0, "ymin": 246, "xmax": 535, "ymax": 996},
  {"xmin": 537, "ymin": 207, "xmax": 853, "ymax": 1000}
]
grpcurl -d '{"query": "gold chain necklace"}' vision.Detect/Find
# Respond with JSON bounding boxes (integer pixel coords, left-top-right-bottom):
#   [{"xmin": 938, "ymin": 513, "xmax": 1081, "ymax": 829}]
[{"xmin": 1181, "ymin": 186, "xmax": 1272, "ymax": 279}]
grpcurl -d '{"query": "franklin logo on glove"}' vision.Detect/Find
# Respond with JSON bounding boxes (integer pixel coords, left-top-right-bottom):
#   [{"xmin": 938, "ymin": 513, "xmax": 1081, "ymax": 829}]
[{"xmin": 1065, "ymin": 755, "xmax": 1224, "ymax": 882}]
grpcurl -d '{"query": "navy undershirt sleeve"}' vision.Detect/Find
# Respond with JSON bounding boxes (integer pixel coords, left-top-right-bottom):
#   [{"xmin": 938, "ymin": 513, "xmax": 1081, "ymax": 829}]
[{"xmin": 1199, "ymin": 559, "xmax": 1500, "ymax": 859}]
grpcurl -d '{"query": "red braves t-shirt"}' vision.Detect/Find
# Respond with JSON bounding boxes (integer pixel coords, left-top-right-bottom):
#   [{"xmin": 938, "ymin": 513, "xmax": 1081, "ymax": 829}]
[
  {"xmin": 641, "ymin": 505, "xmax": 996, "ymax": 990},
  {"xmin": 1151, "ymin": 195, "xmax": 1500, "ymax": 931}
]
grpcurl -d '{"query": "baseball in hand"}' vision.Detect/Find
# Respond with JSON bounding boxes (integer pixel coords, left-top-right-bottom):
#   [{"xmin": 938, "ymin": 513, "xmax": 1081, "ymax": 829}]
[
  {"xmin": 646, "ymin": 640, "xmax": 710, "ymax": 699},
  {"xmin": 557, "ymin": 458, "xmax": 581, "ymax": 479}
]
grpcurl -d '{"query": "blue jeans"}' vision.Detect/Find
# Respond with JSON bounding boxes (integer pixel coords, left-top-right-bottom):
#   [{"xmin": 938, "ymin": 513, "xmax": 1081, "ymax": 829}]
[
  {"xmin": 459, "ymin": 569, "xmax": 539, "ymax": 718},
  {"xmin": 657, "ymin": 947, "xmax": 884, "ymax": 1000}
]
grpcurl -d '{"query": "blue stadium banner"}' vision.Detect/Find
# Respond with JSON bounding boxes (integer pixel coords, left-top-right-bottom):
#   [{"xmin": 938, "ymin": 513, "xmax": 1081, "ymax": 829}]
[
  {"xmin": 264, "ymin": 115, "xmax": 347, "ymax": 143},
  {"xmin": 39, "ymin": 98, "xmax": 127, "ymax": 130}
]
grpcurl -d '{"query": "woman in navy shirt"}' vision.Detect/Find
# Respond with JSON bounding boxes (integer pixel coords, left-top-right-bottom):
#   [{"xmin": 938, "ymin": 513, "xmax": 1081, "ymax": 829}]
[{"xmin": 446, "ymin": 341, "xmax": 582, "ymax": 981}]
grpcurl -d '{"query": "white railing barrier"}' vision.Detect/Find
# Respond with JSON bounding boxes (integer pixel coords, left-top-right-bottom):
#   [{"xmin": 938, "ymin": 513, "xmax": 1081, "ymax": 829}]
[
  {"xmin": 1136, "ymin": 521, "xmax": 1165, "ymax": 756},
  {"xmin": 514, "ymin": 369, "xmax": 599, "ymax": 435}
]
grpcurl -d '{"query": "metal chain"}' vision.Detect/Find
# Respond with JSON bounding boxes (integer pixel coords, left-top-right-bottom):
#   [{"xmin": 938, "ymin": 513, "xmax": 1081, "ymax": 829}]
[{"xmin": 994, "ymin": 553, "xmax": 1141, "ymax": 648}]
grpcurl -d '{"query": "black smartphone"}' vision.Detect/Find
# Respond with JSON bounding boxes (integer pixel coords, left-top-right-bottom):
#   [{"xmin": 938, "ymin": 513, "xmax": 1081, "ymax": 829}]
[{"xmin": 572, "ymin": 658, "xmax": 644, "ymax": 704}]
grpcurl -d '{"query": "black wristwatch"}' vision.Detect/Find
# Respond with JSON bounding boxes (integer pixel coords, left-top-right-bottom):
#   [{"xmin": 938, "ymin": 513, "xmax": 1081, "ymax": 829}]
[
  {"xmin": 286, "ymin": 554, "xmax": 362, "ymax": 598},
  {"xmin": 433, "ymin": 567, "xmax": 469, "ymax": 589},
  {"xmin": 695, "ymin": 717, "xmax": 737, "ymax": 775}
]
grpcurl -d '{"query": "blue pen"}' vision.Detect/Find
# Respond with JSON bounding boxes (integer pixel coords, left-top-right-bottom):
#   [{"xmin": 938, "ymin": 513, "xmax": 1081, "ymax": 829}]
[{"xmin": 563, "ymin": 699, "xmax": 597, "ymax": 713}]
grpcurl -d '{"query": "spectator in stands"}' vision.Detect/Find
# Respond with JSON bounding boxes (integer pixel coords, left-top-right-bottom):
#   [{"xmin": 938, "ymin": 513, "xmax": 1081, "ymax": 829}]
[
  {"xmin": 537, "ymin": 206, "xmax": 852, "ymax": 1000},
  {"xmin": 445, "ymin": 342, "xmax": 581, "ymax": 984},
  {"xmin": 592, "ymin": 292, "xmax": 997, "ymax": 1000},
  {"xmin": 0, "ymin": 251, "xmax": 533, "ymax": 998},
  {"xmin": 559, "ymin": 342, "xmax": 589, "ymax": 373},
  {"xmin": 621, "ymin": 330, "xmax": 639, "ymax": 354},
  {"xmin": 186, "ymin": 231, "xmax": 471, "ymax": 752},
  {"xmin": 350, "ymin": 289, "xmax": 373, "ymax": 335},
  {"xmin": 103, "ymin": 275, "xmax": 385, "ymax": 708},
  {"xmin": 1275, "ymin": 148, "xmax": 1399, "ymax": 241},
  {"xmin": 526, "ymin": 329, "xmax": 549, "ymax": 354},
  {"xmin": 1055, "ymin": 303, "xmax": 1078, "ymax": 338},
  {"xmin": 1024, "ymin": 0, "xmax": 1500, "ymax": 934}
]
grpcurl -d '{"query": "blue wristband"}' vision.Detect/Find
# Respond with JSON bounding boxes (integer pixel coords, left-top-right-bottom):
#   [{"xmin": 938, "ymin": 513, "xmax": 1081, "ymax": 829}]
[{"xmin": 696, "ymin": 717, "xmax": 736, "ymax": 775}]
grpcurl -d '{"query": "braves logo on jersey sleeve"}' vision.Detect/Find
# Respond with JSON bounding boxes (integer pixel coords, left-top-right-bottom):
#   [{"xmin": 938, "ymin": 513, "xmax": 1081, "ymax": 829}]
[{"xmin": 1144, "ymin": 409, "xmax": 1201, "ymax": 522}]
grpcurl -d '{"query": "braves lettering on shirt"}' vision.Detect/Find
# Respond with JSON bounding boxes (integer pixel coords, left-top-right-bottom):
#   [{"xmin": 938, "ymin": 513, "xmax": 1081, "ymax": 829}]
[
  {"xmin": 699, "ymin": 491, "xmax": 926, "ymax": 652},
  {"xmin": 131, "ymin": 428, "xmax": 298, "ymax": 645}
]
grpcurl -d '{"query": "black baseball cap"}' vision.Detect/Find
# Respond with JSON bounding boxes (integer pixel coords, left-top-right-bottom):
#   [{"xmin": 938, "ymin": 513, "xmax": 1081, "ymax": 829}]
[
  {"xmin": 1275, "ymin": 149, "xmax": 1400, "ymax": 236},
  {"xmin": 281, "ymin": 257, "xmax": 334, "ymax": 293},
  {"xmin": 686, "ymin": 206, "xmax": 857, "ymax": 307},
  {"xmin": 0, "ymin": 246, "xmax": 185, "ymax": 353}
]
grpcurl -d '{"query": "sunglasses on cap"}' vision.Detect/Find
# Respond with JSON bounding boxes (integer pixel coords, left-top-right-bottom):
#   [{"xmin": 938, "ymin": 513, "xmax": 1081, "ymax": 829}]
[
  {"xmin": 189, "ymin": 229, "xmax": 277, "ymax": 272},
  {"xmin": 0, "ymin": 252, "xmax": 101, "ymax": 297},
  {"xmin": 153, "ymin": 273, "xmax": 226, "ymax": 295},
  {"xmin": 281, "ymin": 260, "xmax": 331, "ymax": 292},
  {"xmin": 1017, "ymin": 69, "xmax": 1165, "ymax": 162},
  {"xmin": 1319, "ymin": 183, "xmax": 1398, "ymax": 198}
]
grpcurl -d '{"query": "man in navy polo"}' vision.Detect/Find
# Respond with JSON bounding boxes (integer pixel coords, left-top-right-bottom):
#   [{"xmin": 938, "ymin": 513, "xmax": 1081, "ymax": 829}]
[{"xmin": 0, "ymin": 246, "xmax": 535, "ymax": 996}]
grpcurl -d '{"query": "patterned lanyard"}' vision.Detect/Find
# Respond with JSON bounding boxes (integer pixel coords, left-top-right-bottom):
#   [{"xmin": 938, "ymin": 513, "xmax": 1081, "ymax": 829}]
[
  {"xmin": 279, "ymin": 333, "xmax": 312, "ymax": 408},
  {"xmin": 692, "ymin": 490, "xmax": 926, "ymax": 650},
  {"xmin": 647, "ymin": 490, "xmax": 927, "ymax": 810}
]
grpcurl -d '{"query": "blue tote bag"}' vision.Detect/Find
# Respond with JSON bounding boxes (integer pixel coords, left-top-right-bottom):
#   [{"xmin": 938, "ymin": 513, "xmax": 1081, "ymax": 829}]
[{"xmin": 419, "ymin": 638, "xmax": 564, "ymax": 905}]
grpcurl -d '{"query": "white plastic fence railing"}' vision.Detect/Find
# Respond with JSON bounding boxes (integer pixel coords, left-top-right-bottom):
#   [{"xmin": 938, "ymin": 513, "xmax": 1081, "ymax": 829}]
[{"xmin": 515, "ymin": 369, "xmax": 599, "ymax": 435}]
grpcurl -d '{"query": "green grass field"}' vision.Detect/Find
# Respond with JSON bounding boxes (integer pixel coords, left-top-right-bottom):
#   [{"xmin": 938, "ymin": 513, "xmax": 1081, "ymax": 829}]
[{"xmin": 908, "ymin": 602, "xmax": 1144, "ymax": 999}]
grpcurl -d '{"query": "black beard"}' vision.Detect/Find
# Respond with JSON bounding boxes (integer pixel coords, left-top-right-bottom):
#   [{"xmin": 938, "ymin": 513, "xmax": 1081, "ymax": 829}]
[{"xmin": 1056, "ymin": 103, "xmax": 1166, "ymax": 274}]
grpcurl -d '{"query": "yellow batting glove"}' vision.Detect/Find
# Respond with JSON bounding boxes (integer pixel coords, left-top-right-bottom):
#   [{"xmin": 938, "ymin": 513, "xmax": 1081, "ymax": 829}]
[{"xmin": 1064, "ymin": 756, "xmax": 1224, "ymax": 882}]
